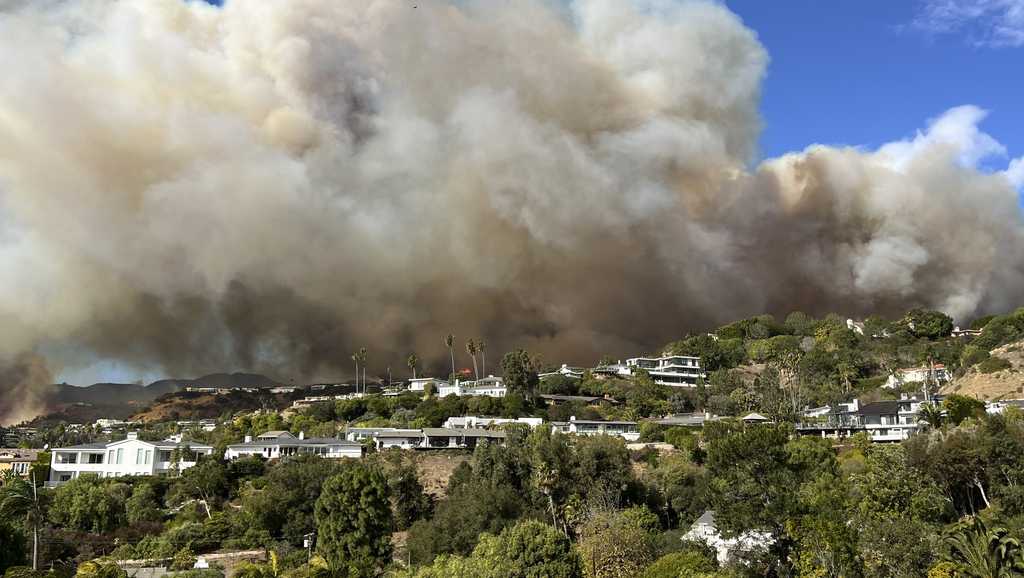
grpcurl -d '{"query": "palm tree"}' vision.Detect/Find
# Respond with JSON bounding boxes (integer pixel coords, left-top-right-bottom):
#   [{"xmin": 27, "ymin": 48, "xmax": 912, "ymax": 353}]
[
  {"xmin": 357, "ymin": 347, "xmax": 368, "ymax": 393},
  {"xmin": 943, "ymin": 516, "xmax": 1024, "ymax": 577},
  {"xmin": 478, "ymin": 339, "xmax": 487, "ymax": 376},
  {"xmin": 444, "ymin": 334, "xmax": 455, "ymax": 383},
  {"xmin": 351, "ymin": 352, "xmax": 360, "ymax": 393},
  {"xmin": 407, "ymin": 353, "xmax": 419, "ymax": 380},
  {"xmin": 918, "ymin": 402, "xmax": 945, "ymax": 431},
  {"xmin": 466, "ymin": 339, "xmax": 479, "ymax": 380},
  {"xmin": 0, "ymin": 473, "xmax": 44, "ymax": 570}
]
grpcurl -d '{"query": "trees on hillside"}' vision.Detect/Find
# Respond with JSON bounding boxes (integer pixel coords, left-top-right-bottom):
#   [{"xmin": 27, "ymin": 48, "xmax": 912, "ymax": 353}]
[
  {"xmin": 314, "ymin": 463, "xmax": 393, "ymax": 575},
  {"xmin": 501, "ymin": 350, "xmax": 539, "ymax": 401}
]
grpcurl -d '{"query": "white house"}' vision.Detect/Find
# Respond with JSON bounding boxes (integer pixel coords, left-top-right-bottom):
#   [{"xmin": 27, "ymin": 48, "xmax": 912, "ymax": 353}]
[
  {"xmin": 885, "ymin": 364, "xmax": 949, "ymax": 389},
  {"xmin": 596, "ymin": 356, "xmax": 704, "ymax": 387},
  {"xmin": 443, "ymin": 416, "xmax": 544, "ymax": 429},
  {"xmin": 854, "ymin": 396, "xmax": 926, "ymax": 442},
  {"xmin": 225, "ymin": 431, "xmax": 362, "ymax": 460},
  {"xmin": 551, "ymin": 416, "xmax": 640, "ymax": 441},
  {"xmin": 407, "ymin": 378, "xmax": 448, "ymax": 392},
  {"xmin": 438, "ymin": 376, "xmax": 507, "ymax": 398},
  {"xmin": 47, "ymin": 433, "xmax": 213, "ymax": 487},
  {"xmin": 684, "ymin": 510, "xmax": 773, "ymax": 565},
  {"xmin": 343, "ymin": 426, "xmax": 506, "ymax": 450},
  {"xmin": 539, "ymin": 364, "xmax": 585, "ymax": 380}
]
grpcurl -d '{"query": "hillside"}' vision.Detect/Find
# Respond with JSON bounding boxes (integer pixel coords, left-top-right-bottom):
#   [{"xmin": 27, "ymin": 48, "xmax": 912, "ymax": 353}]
[
  {"xmin": 27, "ymin": 372, "xmax": 284, "ymax": 426},
  {"xmin": 943, "ymin": 339, "xmax": 1024, "ymax": 400},
  {"xmin": 130, "ymin": 389, "xmax": 293, "ymax": 423}
]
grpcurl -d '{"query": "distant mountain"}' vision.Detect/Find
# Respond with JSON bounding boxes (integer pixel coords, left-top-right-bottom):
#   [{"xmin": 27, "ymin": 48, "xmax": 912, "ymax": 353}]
[{"xmin": 27, "ymin": 372, "xmax": 284, "ymax": 426}]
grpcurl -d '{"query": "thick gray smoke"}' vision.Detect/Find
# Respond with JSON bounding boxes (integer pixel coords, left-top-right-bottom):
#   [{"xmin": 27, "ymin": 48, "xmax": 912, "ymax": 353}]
[{"xmin": 1, "ymin": 0, "xmax": 1022, "ymax": 423}]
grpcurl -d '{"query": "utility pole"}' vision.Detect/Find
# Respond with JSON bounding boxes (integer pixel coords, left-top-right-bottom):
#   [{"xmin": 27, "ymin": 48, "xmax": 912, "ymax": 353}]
[{"xmin": 304, "ymin": 532, "xmax": 316, "ymax": 563}]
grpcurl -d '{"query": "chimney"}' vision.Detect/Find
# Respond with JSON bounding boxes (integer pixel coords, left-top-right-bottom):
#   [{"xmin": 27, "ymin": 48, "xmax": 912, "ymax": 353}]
[
  {"xmin": 570, "ymin": 416, "xmax": 576, "ymax": 422},
  {"xmin": 244, "ymin": 435, "xmax": 252, "ymax": 443},
  {"xmin": 299, "ymin": 431, "xmax": 305, "ymax": 440},
  {"xmin": 126, "ymin": 432, "xmax": 138, "ymax": 440}
]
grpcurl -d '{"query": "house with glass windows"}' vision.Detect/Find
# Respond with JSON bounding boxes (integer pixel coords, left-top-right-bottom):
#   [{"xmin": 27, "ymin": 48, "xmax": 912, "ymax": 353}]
[{"xmin": 47, "ymin": 432, "xmax": 213, "ymax": 487}]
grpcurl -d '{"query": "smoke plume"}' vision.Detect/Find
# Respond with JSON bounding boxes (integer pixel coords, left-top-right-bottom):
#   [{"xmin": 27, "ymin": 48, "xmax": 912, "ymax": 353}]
[{"xmin": 0, "ymin": 0, "xmax": 1022, "ymax": 420}]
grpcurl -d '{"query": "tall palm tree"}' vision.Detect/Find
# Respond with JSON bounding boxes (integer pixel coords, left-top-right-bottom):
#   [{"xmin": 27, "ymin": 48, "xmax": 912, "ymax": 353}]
[
  {"xmin": 466, "ymin": 339, "xmax": 479, "ymax": 380},
  {"xmin": 444, "ymin": 334, "xmax": 455, "ymax": 383},
  {"xmin": 357, "ymin": 347, "xmax": 367, "ymax": 393},
  {"xmin": 351, "ymin": 352, "xmax": 360, "ymax": 393},
  {"xmin": 943, "ymin": 516, "xmax": 1024, "ymax": 577},
  {"xmin": 0, "ymin": 473, "xmax": 44, "ymax": 570},
  {"xmin": 478, "ymin": 339, "xmax": 487, "ymax": 376},
  {"xmin": 407, "ymin": 353, "xmax": 419, "ymax": 380}
]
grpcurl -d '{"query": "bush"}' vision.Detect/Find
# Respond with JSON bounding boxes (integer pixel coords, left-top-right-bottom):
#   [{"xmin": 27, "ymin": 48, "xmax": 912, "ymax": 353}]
[
  {"xmin": 979, "ymin": 356, "xmax": 1012, "ymax": 374},
  {"xmin": 961, "ymin": 346, "xmax": 990, "ymax": 368},
  {"xmin": 643, "ymin": 550, "xmax": 717, "ymax": 577}
]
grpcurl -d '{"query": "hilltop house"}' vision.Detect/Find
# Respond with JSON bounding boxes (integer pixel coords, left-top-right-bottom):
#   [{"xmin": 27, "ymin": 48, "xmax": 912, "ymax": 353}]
[
  {"xmin": 437, "ymin": 376, "xmax": 507, "ymax": 398},
  {"xmin": 224, "ymin": 431, "xmax": 362, "ymax": 460},
  {"xmin": 595, "ymin": 356, "xmax": 704, "ymax": 387},
  {"xmin": 551, "ymin": 416, "xmax": 640, "ymax": 441},
  {"xmin": 885, "ymin": 364, "xmax": 949, "ymax": 389},
  {"xmin": 684, "ymin": 510, "xmax": 774, "ymax": 564},
  {"xmin": 47, "ymin": 433, "xmax": 213, "ymax": 487},
  {"xmin": 0, "ymin": 449, "xmax": 39, "ymax": 478},
  {"xmin": 343, "ymin": 427, "xmax": 506, "ymax": 450},
  {"xmin": 443, "ymin": 416, "xmax": 543, "ymax": 429},
  {"xmin": 539, "ymin": 364, "xmax": 586, "ymax": 380}
]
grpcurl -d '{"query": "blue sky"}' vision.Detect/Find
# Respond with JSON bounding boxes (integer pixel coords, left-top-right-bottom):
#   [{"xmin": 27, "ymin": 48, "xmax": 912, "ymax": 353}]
[{"xmin": 722, "ymin": 0, "xmax": 1023, "ymax": 166}]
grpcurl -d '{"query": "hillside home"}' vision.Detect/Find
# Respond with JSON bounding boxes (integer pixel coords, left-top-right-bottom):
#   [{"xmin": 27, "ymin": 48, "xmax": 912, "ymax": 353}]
[
  {"xmin": 438, "ymin": 376, "xmax": 507, "ymax": 398},
  {"xmin": 551, "ymin": 416, "xmax": 640, "ymax": 441},
  {"xmin": 684, "ymin": 510, "xmax": 774, "ymax": 564},
  {"xmin": 343, "ymin": 426, "xmax": 506, "ymax": 449},
  {"xmin": 0, "ymin": 449, "xmax": 39, "ymax": 478},
  {"xmin": 596, "ymin": 356, "xmax": 704, "ymax": 387},
  {"xmin": 885, "ymin": 364, "xmax": 949, "ymax": 389},
  {"xmin": 407, "ymin": 377, "xmax": 449, "ymax": 392},
  {"xmin": 224, "ymin": 431, "xmax": 362, "ymax": 460},
  {"xmin": 443, "ymin": 416, "xmax": 544, "ymax": 429},
  {"xmin": 47, "ymin": 433, "xmax": 213, "ymax": 487},
  {"xmin": 539, "ymin": 364, "xmax": 585, "ymax": 380},
  {"xmin": 854, "ymin": 396, "xmax": 927, "ymax": 442},
  {"xmin": 952, "ymin": 326, "xmax": 983, "ymax": 338}
]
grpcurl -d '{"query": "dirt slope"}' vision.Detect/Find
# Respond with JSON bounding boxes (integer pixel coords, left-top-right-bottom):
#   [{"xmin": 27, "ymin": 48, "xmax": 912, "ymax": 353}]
[{"xmin": 944, "ymin": 340, "xmax": 1024, "ymax": 400}]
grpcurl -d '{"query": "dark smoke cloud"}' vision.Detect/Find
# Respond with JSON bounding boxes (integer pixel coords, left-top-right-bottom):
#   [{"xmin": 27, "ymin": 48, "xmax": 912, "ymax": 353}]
[
  {"xmin": 0, "ymin": 353, "xmax": 53, "ymax": 426},
  {"xmin": 0, "ymin": 0, "xmax": 1022, "ymax": 422}
]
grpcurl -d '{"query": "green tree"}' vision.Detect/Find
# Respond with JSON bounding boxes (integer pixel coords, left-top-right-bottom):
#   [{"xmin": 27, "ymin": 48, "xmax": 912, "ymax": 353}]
[
  {"xmin": 903, "ymin": 309, "xmax": 955, "ymax": 340},
  {"xmin": 943, "ymin": 395, "xmax": 986, "ymax": 426},
  {"xmin": 0, "ymin": 475, "xmax": 44, "ymax": 570},
  {"xmin": 125, "ymin": 482, "xmax": 162, "ymax": 524},
  {"xmin": 314, "ymin": 464, "xmax": 393, "ymax": 575},
  {"xmin": 471, "ymin": 520, "xmax": 582, "ymax": 578},
  {"xmin": 577, "ymin": 508, "xmax": 658, "ymax": 578},
  {"xmin": 48, "ymin": 476, "xmax": 127, "ymax": 534},
  {"xmin": 643, "ymin": 550, "xmax": 717, "ymax": 578},
  {"xmin": 918, "ymin": 403, "xmax": 945, "ymax": 430},
  {"xmin": 942, "ymin": 517, "xmax": 1024, "ymax": 577},
  {"xmin": 389, "ymin": 460, "xmax": 432, "ymax": 530},
  {"xmin": 501, "ymin": 350, "xmax": 539, "ymax": 402},
  {"xmin": 0, "ymin": 521, "xmax": 27, "ymax": 573},
  {"xmin": 167, "ymin": 459, "xmax": 229, "ymax": 518},
  {"xmin": 75, "ymin": 559, "xmax": 127, "ymax": 578}
]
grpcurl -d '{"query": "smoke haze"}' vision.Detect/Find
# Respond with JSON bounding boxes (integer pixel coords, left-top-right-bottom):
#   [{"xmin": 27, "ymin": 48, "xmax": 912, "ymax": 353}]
[{"xmin": 1, "ymin": 0, "xmax": 1022, "ymax": 423}]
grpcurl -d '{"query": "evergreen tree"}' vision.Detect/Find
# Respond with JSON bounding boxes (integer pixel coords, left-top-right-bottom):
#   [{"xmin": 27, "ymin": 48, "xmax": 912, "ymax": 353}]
[{"xmin": 314, "ymin": 463, "xmax": 393, "ymax": 575}]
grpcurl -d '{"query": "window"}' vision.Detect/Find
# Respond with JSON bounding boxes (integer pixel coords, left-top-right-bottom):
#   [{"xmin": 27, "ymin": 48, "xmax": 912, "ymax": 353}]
[
  {"xmin": 56, "ymin": 453, "xmax": 77, "ymax": 464},
  {"xmin": 145, "ymin": 450, "xmax": 152, "ymax": 464},
  {"xmin": 59, "ymin": 473, "xmax": 73, "ymax": 482},
  {"xmin": 158, "ymin": 450, "xmax": 171, "ymax": 462},
  {"xmin": 115, "ymin": 448, "xmax": 123, "ymax": 464},
  {"xmin": 136, "ymin": 449, "xmax": 144, "ymax": 464},
  {"xmin": 108, "ymin": 450, "xmax": 114, "ymax": 463},
  {"xmin": 87, "ymin": 453, "xmax": 104, "ymax": 464}
]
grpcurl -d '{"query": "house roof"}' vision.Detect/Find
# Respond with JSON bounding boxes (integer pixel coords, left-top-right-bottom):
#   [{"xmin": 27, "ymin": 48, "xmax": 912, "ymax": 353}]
[
  {"xmin": 55, "ymin": 439, "xmax": 212, "ymax": 451},
  {"xmin": 856, "ymin": 401, "xmax": 904, "ymax": 416},
  {"xmin": 53, "ymin": 442, "xmax": 109, "ymax": 451},
  {"xmin": 422, "ymin": 428, "xmax": 506, "ymax": 438},
  {"xmin": 257, "ymin": 431, "xmax": 293, "ymax": 439},
  {"xmin": 570, "ymin": 419, "xmax": 637, "ymax": 426},
  {"xmin": 741, "ymin": 412, "xmax": 770, "ymax": 422},
  {"xmin": 375, "ymin": 431, "xmax": 426, "ymax": 439},
  {"xmin": 693, "ymin": 510, "xmax": 716, "ymax": 527},
  {"xmin": 652, "ymin": 414, "xmax": 713, "ymax": 426},
  {"xmin": 539, "ymin": 394, "xmax": 602, "ymax": 403},
  {"xmin": 0, "ymin": 449, "xmax": 39, "ymax": 463},
  {"xmin": 228, "ymin": 437, "xmax": 361, "ymax": 449}
]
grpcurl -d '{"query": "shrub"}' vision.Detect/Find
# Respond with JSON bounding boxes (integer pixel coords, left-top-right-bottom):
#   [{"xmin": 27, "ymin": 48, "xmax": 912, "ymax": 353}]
[{"xmin": 979, "ymin": 357, "xmax": 1012, "ymax": 374}]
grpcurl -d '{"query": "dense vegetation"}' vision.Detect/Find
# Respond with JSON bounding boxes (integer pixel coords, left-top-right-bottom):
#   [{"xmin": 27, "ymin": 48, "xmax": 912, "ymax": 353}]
[{"xmin": 3, "ymin": 306, "xmax": 1024, "ymax": 577}]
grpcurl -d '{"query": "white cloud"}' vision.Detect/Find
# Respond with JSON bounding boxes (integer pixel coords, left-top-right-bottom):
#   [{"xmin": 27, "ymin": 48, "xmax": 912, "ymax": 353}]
[
  {"xmin": 876, "ymin": 105, "xmax": 1006, "ymax": 171},
  {"xmin": 1006, "ymin": 156, "xmax": 1024, "ymax": 188},
  {"xmin": 912, "ymin": 0, "xmax": 1024, "ymax": 47}
]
